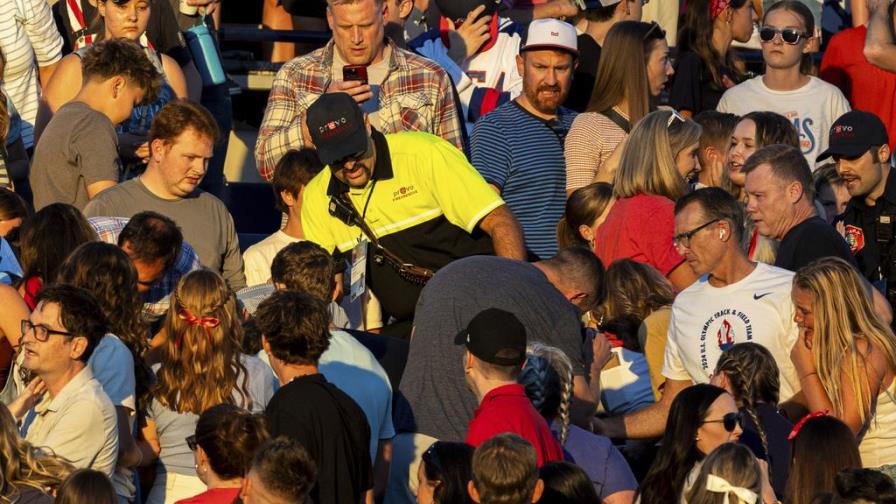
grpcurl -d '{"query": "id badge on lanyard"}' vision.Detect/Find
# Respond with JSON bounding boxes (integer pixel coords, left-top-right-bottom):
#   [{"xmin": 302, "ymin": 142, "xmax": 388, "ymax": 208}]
[{"xmin": 350, "ymin": 238, "xmax": 368, "ymax": 301}]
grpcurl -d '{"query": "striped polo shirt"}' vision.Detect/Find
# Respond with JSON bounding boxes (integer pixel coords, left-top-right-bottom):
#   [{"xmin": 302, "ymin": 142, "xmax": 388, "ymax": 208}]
[
  {"xmin": 470, "ymin": 100, "xmax": 576, "ymax": 259},
  {"xmin": 0, "ymin": 0, "xmax": 63, "ymax": 149}
]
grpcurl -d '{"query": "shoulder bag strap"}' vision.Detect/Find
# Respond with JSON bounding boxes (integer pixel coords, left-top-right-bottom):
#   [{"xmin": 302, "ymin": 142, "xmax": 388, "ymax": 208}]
[{"xmin": 599, "ymin": 108, "xmax": 631, "ymax": 134}]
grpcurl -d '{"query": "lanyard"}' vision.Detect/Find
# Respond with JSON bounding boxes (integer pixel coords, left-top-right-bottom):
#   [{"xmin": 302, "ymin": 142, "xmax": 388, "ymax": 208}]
[{"xmin": 66, "ymin": 0, "xmax": 93, "ymax": 49}]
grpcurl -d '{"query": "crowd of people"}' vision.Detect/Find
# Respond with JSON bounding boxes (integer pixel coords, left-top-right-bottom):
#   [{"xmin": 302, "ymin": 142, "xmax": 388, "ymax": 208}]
[{"xmin": 4, "ymin": 0, "xmax": 896, "ymax": 503}]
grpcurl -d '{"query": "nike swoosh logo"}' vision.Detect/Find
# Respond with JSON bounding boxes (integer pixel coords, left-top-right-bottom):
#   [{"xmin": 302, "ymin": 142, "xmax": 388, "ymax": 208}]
[{"xmin": 753, "ymin": 292, "xmax": 773, "ymax": 300}]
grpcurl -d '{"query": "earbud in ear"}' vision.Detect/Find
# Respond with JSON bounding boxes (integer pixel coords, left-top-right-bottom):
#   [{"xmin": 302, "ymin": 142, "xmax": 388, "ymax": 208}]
[{"xmin": 719, "ymin": 230, "xmax": 725, "ymax": 239}]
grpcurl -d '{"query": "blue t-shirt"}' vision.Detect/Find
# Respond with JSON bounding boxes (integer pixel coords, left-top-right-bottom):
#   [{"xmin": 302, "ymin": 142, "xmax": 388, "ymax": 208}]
[{"xmin": 470, "ymin": 101, "xmax": 576, "ymax": 259}]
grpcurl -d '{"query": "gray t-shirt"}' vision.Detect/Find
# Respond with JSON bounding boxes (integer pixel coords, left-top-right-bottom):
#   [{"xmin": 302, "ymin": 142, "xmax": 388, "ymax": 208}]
[
  {"xmin": 147, "ymin": 354, "xmax": 274, "ymax": 476},
  {"xmin": 30, "ymin": 101, "xmax": 119, "ymax": 211},
  {"xmin": 83, "ymin": 177, "xmax": 247, "ymax": 290},
  {"xmin": 395, "ymin": 256, "xmax": 586, "ymax": 442}
]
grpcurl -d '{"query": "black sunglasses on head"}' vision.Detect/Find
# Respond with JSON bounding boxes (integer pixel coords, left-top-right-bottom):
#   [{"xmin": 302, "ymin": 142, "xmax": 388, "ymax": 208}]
[
  {"xmin": 759, "ymin": 26, "xmax": 810, "ymax": 45},
  {"xmin": 703, "ymin": 411, "xmax": 744, "ymax": 432},
  {"xmin": 186, "ymin": 434, "xmax": 198, "ymax": 451}
]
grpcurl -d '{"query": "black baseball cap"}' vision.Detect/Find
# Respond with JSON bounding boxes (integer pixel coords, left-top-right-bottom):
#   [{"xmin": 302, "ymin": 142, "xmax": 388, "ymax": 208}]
[
  {"xmin": 817, "ymin": 110, "xmax": 890, "ymax": 161},
  {"xmin": 454, "ymin": 308, "xmax": 527, "ymax": 366},
  {"xmin": 306, "ymin": 93, "xmax": 368, "ymax": 167}
]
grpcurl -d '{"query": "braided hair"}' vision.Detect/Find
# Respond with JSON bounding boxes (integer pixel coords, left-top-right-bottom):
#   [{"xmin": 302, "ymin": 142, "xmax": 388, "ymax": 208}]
[
  {"xmin": 713, "ymin": 342, "xmax": 780, "ymax": 481},
  {"xmin": 519, "ymin": 343, "xmax": 575, "ymax": 445}
]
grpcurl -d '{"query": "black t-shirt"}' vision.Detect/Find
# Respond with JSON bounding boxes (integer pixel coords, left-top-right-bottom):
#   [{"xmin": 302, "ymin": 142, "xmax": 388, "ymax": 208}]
[
  {"xmin": 839, "ymin": 168, "xmax": 896, "ymax": 283},
  {"xmin": 739, "ymin": 403, "xmax": 793, "ymax": 499},
  {"xmin": 266, "ymin": 373, "xmax": 373, "ymax": 504},
  {"xmin": 668, "ymin": 51, "xmax": 735, "ymax": 114},
  {"xmin": 53, "ymin": 0, "xmax": 193, "ymax": 66},
  {"xmin": 564, "ymin": 34, "xmax": 601, "ymax": 113},
  {"xmin": 775, "ymin": 216, "xmax": 858, "ymax": 272}
]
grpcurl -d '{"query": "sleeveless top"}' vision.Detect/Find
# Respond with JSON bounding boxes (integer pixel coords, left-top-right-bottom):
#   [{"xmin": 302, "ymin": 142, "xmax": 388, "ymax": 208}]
[{"xmin": 859, "ymin": 378, "xmax": 896, "ymax": 468}]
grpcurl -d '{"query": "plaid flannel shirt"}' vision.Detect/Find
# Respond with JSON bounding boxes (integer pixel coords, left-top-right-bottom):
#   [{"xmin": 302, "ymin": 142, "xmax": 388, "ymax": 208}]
[
  {"xmin": 88, "ymin": 217, "xmax": 200, "ymax": 321},
  {"xmin": 254, "ymin": 39, "xmax": 465, "ymax": 180}
]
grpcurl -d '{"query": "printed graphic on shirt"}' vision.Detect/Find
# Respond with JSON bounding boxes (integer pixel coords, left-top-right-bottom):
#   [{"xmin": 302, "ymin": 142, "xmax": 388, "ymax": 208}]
[
  {"xmin": 784, "ymin": 111, "xmax": 816, "ymax": 156},
  {"xmin": 699, "ymin": 308, "xmax": 753, "ymax": 371},
  {"xmin": 845, "ymin": 225, "xmax": 866, "ymax": 254}
]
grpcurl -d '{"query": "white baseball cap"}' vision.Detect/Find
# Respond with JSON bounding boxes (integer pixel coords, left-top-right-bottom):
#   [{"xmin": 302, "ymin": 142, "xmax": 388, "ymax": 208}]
[{"xmin": 522, "ymin": 18, "xmax": 578, "ymax": 56}]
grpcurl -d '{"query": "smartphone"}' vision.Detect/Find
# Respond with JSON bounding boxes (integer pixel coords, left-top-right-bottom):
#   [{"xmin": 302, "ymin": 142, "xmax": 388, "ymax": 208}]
[{"xmin": 343, "ymin": 65, "xmax": 369, "ymax": 84}]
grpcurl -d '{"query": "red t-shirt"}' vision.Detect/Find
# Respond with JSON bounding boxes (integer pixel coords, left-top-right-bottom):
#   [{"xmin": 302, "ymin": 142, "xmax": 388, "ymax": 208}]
[
  {"xmin": 465, "ymin": 383, "xmax": 564, "ymax": 466},
  {"xmin": 820, "ymin": 26, "xmax": 896, "ymax": 151},
  {"xmin": 174, "ymin": 488, "xmax": 240, "ymax": 504},
  {"xmin": 593, "ymin": 193, "xmax": 684, "ymax": 276}
]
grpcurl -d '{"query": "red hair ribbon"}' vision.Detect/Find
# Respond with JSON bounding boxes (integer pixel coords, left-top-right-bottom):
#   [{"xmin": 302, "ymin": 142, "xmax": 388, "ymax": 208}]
[
  {"xmin": 787, "ymin": 409, "xmax": 829, "ymax": 441},
  {"xmin": 175, "ymin": 307, "xmax": 221, "ymax": 348},
  {"xmin": 710, "ymin": 0, "xmax": 732, "ymax": 19}
]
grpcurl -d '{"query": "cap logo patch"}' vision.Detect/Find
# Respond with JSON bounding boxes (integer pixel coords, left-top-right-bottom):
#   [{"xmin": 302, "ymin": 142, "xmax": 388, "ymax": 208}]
[
  {"xmin": 833, "ymin": 125, "xmax": 854, "ymax": 134},
  {"xmin": 319, "ymin": 117, "xmax": 348, "ymax": 134}
]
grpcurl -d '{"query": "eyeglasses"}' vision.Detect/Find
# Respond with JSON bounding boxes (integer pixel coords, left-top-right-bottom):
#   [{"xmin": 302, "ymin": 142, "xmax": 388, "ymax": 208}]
[
  {"xmin": 186, "ymin": 434, "xmax": 199, "ymax": 451},
  {"xmin": 21, "ymin": 320, "xmax": 73, "ymax": 342},
  {"xmin": 673, "ymin": 219, "xmax": 720, "ymax": 249},
  {"xmin": 702, "ymin": 411, "xmax": 744, "ymax": 432},
  {"xmin": 667, "ymin": 109, "xmax": 686, "ymax": 128},
  {"xmin": 642, "ymin": 20, "xmax": 666, "ymax": 41},
  {"xmin": 759, "ymin": 26, "xmax": 810, "ymax": 45}
]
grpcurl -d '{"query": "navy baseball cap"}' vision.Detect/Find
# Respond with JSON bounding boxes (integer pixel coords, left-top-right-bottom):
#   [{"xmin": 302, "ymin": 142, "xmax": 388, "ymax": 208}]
[
  {"xmin": 817, "ymin": 110, "xmax": 890, "ymax": 161},
  {"xmin": 455, "ymin": 308, "xmax": 527, "ymax": 366},
  {"xmin": 306, "ymin": 93, "xmax": 368, "ymax": 167}
]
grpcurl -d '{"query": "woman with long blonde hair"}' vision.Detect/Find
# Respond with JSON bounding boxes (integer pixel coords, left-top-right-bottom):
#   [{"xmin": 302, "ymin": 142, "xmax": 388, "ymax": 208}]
[
  {"xmin": 593, "ymin": 109, "xmax": 702, "ymax": 291},
  {"xmin": 140, "ymin": 269, "xmax": 274, "ymax": 504},
  {"xmin": 0, "ymin": 404, "xmax": 74, "ymax": 503},
  {"xmin": 791, "ymin": 257, "xmax": 896, "ymax": 470}
]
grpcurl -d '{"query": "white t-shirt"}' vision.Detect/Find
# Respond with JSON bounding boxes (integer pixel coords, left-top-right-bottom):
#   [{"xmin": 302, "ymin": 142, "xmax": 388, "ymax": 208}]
[
  {"xmin": 243, "ymin": 230, "xmax": 301, "ymax": 287},
  {"xmin": 717, "ymin": 75, "xmax": 850, "ymax": 168},
  {"xmin": 662, "ymin": 263, "xmax": 800, "ymax": 401}
]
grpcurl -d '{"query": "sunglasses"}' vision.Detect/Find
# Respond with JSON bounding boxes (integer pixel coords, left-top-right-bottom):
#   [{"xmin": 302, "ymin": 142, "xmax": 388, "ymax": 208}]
[
  {"xmin": 667, "ymin": 109, "xmax": 686, "ymax": 128},
  {"xmin": 759, "ymin": 26, "xmax": 810, "ymax": 45},
  {"xmin": 186, "ymin": 434, "xmax": 199, "ymax": 451},
  {"xmin": 703, "ymin": 411, "xmax": 744, "ymax": 432},
  {"xmin": 643, "ymin": 20, "xmax": 666, "ymax": 41}
]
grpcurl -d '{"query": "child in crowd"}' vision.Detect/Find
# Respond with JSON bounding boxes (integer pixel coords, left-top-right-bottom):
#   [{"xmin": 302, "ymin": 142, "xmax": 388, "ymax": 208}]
[
  {"xmin": 685, "ymin": 443, "xmax": 773, "ymax": 504},
  {"xmin": 786, "ymin": 414, "xmax": 863, "ymax": 504},
  {"xmin": 243, "ymin": 148, "xmax": 323, "ymax": 287},
  {"xmin": 712, "ymin": 342, "xmax": 793, "ymax": 498},
  {"xmin": 717, "ymin": 0, "xmax": 850, "ymax": 167},
  {"xmin": 693, "ymin": 111, "xmax": 740, "ymax": 190},
  {"xmin": 671, "ymin": 0, "xmax": 756, "ymax": 116}
]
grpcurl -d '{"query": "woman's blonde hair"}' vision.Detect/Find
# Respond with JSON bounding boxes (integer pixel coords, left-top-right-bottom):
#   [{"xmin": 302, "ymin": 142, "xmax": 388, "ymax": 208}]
[
  {"xmin": 793, "ymin": 257, "xmax": 896, "ymax": 424},
  {"xmin": 0, "ymin": 406, "xmax": 74, "ymax": 502},
  {"xmin": 615, "ymin": 110, "xmax": 702, "ymax": 201},
  {"xmin": 686, "ymin": 443, "xmax": 762, "ymax": 504},
  {"xmin": 154, "ymin": 269, "xmax": 252, "ymax": 414}
]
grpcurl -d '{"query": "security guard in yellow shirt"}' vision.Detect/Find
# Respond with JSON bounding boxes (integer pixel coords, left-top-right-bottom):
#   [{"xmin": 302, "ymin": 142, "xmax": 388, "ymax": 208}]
[{"xmin": 302, "ymin": 93, "xmax": 526, "ymax": 338}]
